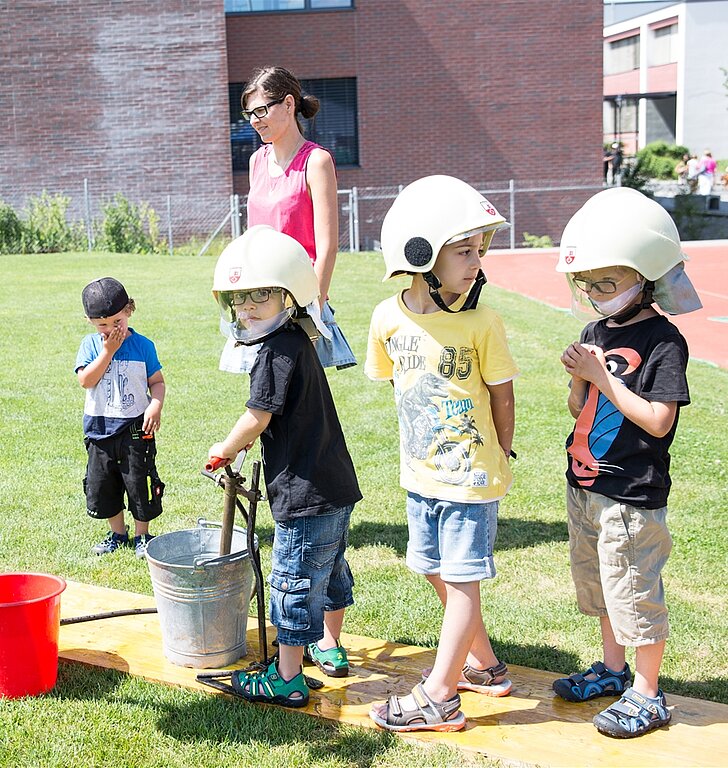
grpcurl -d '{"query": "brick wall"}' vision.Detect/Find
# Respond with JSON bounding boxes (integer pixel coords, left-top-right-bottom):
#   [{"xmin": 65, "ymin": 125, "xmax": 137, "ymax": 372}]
[
  {"xmin": 0, "ymin": 1, "xmax": 232, "ymax": 236},
  {"xmin": 227, "ymin": 1, "xmax": 604, "ymax": 245},
  {"xmin": 0, "ymin": 2, "xmax": 603, "ymax": 246}
]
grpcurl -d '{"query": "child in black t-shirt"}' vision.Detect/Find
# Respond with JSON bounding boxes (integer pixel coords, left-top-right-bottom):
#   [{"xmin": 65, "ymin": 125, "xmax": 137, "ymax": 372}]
[
  {"xmin": 551, "ymin": 188, "xmax": 702, "ymax": 738},
  {"xmin": 208, "ymin": 225, "xmax": 362, "ymax": 708}
]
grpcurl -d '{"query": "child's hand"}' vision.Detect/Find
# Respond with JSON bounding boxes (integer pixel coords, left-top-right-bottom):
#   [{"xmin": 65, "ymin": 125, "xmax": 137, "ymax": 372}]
[
  {"xmin": 101, "ymin": 325, "xmax": 126, "ymax": 354},
  {"xmin": 208, "ymin": 442, "xmax": 237, "ymax": 465},
  {"xmin": 143, "ymin": 401, "xmax": 162, "ymax": 434},
  {"xmin": 561, "ymin": 342, "xmax": 606, "ymax": 383}
]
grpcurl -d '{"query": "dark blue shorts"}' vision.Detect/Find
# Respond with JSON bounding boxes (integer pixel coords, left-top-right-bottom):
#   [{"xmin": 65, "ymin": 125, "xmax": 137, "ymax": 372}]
[{"xmin": 268, "ymin": 505, "xmax": 355, "ymax": 647}]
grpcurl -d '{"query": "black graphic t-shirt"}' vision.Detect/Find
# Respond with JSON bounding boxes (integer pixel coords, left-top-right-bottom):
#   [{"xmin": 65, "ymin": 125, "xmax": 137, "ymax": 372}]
[
  {"xmin": 247, "ymin": 324, "xmax": 362, "ymax": 522},
  {"xmin": 565, "ymin": 315, "xmax": 689, "ymax": 508}
]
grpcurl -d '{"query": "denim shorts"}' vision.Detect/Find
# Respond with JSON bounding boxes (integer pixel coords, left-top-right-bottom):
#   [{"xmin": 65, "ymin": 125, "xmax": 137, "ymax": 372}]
[
  {"xmin": 314, "ymin": 301, "xmax": 357, "ymax": 370},
  {"xmin": 405, "ymin": 492, "xmax": 499, "ymax": 583},
  {"xmin": 566, "ymin": 485, "xmax": 672, "ymax": 646},
  {"xmin": 268, "ymin": 505, "xmax": 355, "ymax": 647}
]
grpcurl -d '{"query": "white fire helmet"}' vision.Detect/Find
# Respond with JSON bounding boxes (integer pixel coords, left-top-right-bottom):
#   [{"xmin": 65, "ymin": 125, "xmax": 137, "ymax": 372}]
[
  {"xmin": 380, "ymin": 175, "xmax": 509, "ymax": 281},
  {"xmin": 557, "ymin": 187, "xmax": 701, "ymax": 320},
  {"xmin": 212, "ymin": 225, "xmax": 320, "ymax": 345}
]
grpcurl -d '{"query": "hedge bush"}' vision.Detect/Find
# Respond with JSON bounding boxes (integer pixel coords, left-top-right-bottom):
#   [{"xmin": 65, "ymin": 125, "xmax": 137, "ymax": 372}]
[
  {"xmin": 0, "ymin": 199, "xmax": 23, "ymax": 254},
  {"xmin": 20, "ymin": 191, "xmax": 85, "ymax": 253},
  {"xmin": 97, "ymin": 193, "xmax": 162, "ymax": 254},
  {"xmin": 635, "ymin": 141, "xmax": 689, "ymax": 180}
]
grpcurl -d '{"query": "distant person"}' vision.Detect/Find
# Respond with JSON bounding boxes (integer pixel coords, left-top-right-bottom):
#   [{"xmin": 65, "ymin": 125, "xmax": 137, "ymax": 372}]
[
  {"xmin": 553, "ymin": 188, "xmax": 702, "ymax": 738},
  {"xmin": 75, "ymin": 278, "xmax": 165, "ymax": 558},
  {"xmin": 686, "ymin": 153, "xmax": 700, "ymax": 193},
  {"xmin": 219, "ymin": 65, "xmax": 356, "ymax": 374},
  {"xmin": 721, "ymin": 163, "xmax": 728, "ymax": 188},
  {"xmin": 697, "ymin": 149, "xmax": 716, "ymax": 195},
  {"xmin": 673, "ymin": 153, "xmax": 689, "ymax": 185},
  {"xmin": 606, "ymin": 142, "xmax": 623, "ymax": 186}
]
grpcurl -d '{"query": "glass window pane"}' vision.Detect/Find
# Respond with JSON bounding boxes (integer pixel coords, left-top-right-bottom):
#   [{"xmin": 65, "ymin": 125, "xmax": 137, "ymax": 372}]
[
  {"xmin": 310, "ymin": 0, "xmax": 352, "ymax": 7},
  {"xmin": 230, "ymin": 78, "xmax": 358, "ymax": 172},
  {"xmin": 604, "ymin": 35, "xmax": 640, "ymax": 75},
  {"xmin": 225, "ymin": 0, "xmax": 305, "ymax": 12}
]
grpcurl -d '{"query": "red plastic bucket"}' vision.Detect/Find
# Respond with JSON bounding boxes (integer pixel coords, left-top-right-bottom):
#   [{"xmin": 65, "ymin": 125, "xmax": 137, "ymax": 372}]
[{"xmin": 0, "ymin": 573, "xmax": 66, "ymax": 698}]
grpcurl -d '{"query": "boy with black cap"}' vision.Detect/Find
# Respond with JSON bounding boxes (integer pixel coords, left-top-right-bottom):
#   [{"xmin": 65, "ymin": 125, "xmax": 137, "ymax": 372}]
[{"xmin": 75, "ymin": 277, "xmax": 166, "ymax": 558}]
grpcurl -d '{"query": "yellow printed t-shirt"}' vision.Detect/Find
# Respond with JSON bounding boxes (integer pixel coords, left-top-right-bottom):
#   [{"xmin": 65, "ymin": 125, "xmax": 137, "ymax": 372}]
[{"xmin": 365, "ymin": 291, "xmax": 519, "ymax": 503}]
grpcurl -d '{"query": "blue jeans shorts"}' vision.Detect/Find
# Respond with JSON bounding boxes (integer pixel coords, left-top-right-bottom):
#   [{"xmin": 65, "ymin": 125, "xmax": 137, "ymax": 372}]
[
  {"xmin": 405, "ymin": 492, "xmax": 499, "ymax": 583},
  {"xmin": 314, "ymin": 301, "xmax": 357, "ymax": 370},
  {"xmin": 268, "ymin": 505, "xmax": 355, "ymax": 647}
]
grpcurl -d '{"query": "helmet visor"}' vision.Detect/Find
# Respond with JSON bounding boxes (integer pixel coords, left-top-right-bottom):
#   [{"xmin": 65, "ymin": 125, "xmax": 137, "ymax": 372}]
[
  {"xmin": 217, "ymin": 287, "xmax": 295, "ymax": 345},
  {"xmin": 566, "ymin": 269, "xmax": 645, "ymax": 322}
]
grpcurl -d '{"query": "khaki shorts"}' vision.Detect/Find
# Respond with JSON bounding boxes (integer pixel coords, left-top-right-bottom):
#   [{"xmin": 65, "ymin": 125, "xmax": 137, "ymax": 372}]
[{"xmin": 566, "ymin": 485, "xmax": 672, "ymax": 646}]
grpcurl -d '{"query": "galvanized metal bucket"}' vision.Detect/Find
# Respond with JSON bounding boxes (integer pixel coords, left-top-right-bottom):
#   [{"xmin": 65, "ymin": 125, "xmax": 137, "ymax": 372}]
[{"xmin": 146, "ymin": 520, "xmax": 256, "ymax": 668}]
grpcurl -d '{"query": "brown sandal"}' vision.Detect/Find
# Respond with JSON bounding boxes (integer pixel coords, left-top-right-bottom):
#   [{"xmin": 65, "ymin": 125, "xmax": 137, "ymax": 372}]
[
  {"xmin": 422, "ymin": 660, "xmax": 512, "ymax": 697},
  {"xmin": 369, "ymin": 683, "xmax": 466, "ymax": 732}
]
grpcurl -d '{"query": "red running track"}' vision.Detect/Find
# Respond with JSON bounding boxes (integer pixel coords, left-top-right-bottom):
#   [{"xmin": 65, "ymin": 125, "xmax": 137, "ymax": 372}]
[{"xmin": 484, "ymin": 241, "xmax": 728, "ymax": 370}]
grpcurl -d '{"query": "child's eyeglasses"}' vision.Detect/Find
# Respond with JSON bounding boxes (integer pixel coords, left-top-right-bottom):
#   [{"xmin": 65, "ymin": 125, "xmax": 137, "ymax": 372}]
[
  {"xmin": 572, "ymin": 274, "xmax": 632, "ymax": 295},
  {"xmin": 241, "ymin": 97, "xmax": 285, "ymax": 122},
  {"xmin": 231, "ymin": 288, "xmax": 281, "ymax": 305}
]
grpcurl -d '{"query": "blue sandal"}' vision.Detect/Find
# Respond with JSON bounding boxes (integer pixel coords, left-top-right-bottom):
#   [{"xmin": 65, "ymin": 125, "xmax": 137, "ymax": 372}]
[
  {"xmin": 553, "ymin": 661, "xmax": 631, "ymax": 702},
  {"xmin": 593, "ymin": 687, "xmax": 671, "ymax": 738}
]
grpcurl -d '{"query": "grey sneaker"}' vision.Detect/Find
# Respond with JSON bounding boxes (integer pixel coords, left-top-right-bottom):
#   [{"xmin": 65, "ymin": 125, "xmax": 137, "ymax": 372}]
[
  {"xmin": 92, "ymin": 529, "xmax": 130, "ymax": 555},
  {"xmin": 134, "ymin": 534, "xmax": 155, "ymax": 559},
  {"xmin": 593, "ymin": 687, "xmax": 671, "ymax": 738}
]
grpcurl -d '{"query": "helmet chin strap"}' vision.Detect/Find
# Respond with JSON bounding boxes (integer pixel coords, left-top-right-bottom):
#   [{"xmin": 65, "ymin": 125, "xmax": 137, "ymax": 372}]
[
  {"xmin": 609, "ymin": 280, "xmax": 655, "ymax": 324},
  {"xmin": 423, "ymin": 270, "xmax": 487, "ymax": 313}
]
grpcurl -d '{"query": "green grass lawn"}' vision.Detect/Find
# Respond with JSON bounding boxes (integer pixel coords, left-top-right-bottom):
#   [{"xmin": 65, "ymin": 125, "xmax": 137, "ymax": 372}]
[{"xmin": 1, "ymin": 249, "xmax": 726, "ymax": 767}]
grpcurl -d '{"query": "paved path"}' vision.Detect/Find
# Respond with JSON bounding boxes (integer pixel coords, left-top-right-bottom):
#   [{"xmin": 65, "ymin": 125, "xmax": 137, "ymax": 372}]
[{"xmin": 485, "ymin": 241, "xmax": 728, "ymax": 370}]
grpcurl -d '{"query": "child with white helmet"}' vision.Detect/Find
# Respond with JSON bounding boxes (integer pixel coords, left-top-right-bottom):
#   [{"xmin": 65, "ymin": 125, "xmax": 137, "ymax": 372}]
[
  {"xmin": 365, "ymin": 175, "xmax": 518, "ymax": 732},
  {"xmin": 208, "ymin": 225, "xmax": 362, "ymax": 707},
  {"xmin": 552, "ymin": 187, "xmax": 701, "ymax": 738}
]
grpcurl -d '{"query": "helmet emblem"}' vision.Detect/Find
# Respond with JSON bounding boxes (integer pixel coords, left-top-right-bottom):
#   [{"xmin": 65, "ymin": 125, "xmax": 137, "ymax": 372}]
[
  {"xmin": 565, "ymin": 247, "xmax": 576, "ymax": 265},
  {"xmin": 229, "ymin": 267, "xmax": 241, "ymax": 284},
  {"xmin": 480, "ymin": 199, "xmax": 496, "ymax": 216}
]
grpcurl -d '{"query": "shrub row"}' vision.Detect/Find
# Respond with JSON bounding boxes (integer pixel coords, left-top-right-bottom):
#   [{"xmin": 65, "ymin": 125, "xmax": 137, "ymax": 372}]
[{"xmin": 0, "ymin": 192, "xmax": 163, "ymax": 254}]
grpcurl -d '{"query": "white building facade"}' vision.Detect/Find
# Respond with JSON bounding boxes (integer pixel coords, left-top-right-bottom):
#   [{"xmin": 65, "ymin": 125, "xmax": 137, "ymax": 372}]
[{"xmin": 603, "ymin": 0, "xmax": 728, "ymax": 157}]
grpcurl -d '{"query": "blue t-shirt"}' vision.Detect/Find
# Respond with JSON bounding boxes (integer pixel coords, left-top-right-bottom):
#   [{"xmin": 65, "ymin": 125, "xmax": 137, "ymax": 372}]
[{"xmin": 75, "ymin": 328, "xmax": 162, "ymax": 440}]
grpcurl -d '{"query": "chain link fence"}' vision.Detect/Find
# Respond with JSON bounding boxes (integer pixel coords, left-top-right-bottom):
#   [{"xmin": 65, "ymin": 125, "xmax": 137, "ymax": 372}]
[{"xmin": 2, "ymin": 178, "xmax": 609, "ymax": 255}]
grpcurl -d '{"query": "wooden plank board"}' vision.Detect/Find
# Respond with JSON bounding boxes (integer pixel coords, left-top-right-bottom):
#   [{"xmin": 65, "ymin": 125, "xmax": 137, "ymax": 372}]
[{"xmin": 59, "ymin": 580, "xmax": 728, "ymax": 767}]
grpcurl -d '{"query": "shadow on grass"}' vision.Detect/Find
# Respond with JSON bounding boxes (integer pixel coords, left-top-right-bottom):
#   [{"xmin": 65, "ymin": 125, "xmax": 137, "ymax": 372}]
[
  {"xmin": 51, "ymin": 662, "xmax": 403, "ymax": 767},
  {"xmin": 348, "ymin": 521, "xmax": 409, "ymax": 555},
  {"xmin": 496, "ymin": 516, "xmax": 569, "ymax": 550},
  {"xmin": 347, "ymin": 516, "xmax": 569, "ymax": 557}
]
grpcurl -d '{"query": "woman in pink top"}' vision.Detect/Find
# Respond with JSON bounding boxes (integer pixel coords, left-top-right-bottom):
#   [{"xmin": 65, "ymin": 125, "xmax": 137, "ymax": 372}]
[{"xmin": 220, "ymin": 66, "xmax": 356, "ymax": 373}]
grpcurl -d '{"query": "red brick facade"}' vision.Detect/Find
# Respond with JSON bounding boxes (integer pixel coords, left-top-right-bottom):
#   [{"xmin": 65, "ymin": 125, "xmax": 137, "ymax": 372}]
[
  {"xmin": 1, "ymin": 1, "xmax": 231, "ymax": 232},
  {"xmin": 227, "ymin": 1, "xmax": 603, "ymax": 243},
  {"xmin": 1, "ymin": 2, "xmax": 602, "ymax": 244}
]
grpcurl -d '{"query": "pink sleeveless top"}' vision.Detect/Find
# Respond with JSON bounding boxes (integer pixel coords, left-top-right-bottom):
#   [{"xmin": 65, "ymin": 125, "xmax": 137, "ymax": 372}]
[{"xmin": 247, "ymin": 140, "xmax": 326, "ymax": 264}]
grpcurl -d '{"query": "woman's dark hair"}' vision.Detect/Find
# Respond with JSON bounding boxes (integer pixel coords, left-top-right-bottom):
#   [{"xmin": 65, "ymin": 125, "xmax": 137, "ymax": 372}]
[{"xmin": 242, "ymin": 66, "xmax": 320, "ymax": 134}]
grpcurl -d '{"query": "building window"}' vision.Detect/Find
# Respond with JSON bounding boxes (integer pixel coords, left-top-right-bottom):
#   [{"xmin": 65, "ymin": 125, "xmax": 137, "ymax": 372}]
[
  {"xmin": 230, "ymin": 77, "xmax": 359, "ymax": 172},
  {"xmin": 225, "ymin": 0, "xmax": 352, "ymax": 12},
  {"xmin": 649, "ymin": 24, "xmax": 677, "ymax": 66},
  {"xmin": 604, "ymin": 35, "xmax": 640, "ymax": 75}
]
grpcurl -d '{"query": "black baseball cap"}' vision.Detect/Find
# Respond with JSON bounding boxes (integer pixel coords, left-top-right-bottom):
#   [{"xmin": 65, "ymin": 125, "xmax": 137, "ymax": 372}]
[{"xmin": 82, "ymin": 277, "xmax": 129, "ymax": 318}]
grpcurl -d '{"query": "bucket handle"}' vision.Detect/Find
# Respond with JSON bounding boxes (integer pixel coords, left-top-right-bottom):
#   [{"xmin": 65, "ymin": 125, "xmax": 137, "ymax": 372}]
[
  {"xmin": 191, "ymin": 551, "xmax": 249, "ymax": 569},
  {"xmin": 193, "ymin": 518, "xmax": 254, "ymax": 570},
  {"xmin": 196, "ymin": 517, "xmax": 248, "ymax": 537}
]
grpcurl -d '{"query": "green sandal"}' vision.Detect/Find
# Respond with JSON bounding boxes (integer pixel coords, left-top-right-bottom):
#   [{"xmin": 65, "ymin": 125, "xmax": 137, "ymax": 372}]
[
  {"xmin": 304, "ymin": 640, "xmax": 349, "ymax": 678},
  {"xmin": 231, "ymin": 659, "xmax": 310, "ymax": 708}
]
